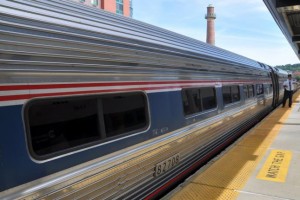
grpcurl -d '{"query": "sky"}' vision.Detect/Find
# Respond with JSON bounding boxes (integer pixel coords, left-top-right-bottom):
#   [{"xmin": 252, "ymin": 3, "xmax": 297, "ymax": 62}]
[{"xmin": 132, "ymin": 0, "xmax": 299, "ymax": 66}]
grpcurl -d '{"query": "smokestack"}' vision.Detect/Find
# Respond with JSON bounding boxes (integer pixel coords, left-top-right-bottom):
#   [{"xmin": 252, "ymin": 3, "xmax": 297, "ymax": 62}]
[{"xmin": 205, "ymin": 4, "xmax": 216, "ymax": 45}]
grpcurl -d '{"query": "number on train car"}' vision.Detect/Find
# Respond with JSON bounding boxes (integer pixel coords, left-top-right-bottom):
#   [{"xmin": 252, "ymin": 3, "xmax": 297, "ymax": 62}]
[{"xmin": 154, "ymin": 154, "xmax": 180, "ymax": 177}]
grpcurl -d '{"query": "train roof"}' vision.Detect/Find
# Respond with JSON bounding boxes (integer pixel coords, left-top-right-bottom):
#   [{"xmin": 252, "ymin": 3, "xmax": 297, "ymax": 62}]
[
  {"xmin": 274, "ymin": 67, "xmax": 289, "ymax": 76},
  {"xmin": 0, "ymin": 0, "xmax": 268, "ymax": 72}
]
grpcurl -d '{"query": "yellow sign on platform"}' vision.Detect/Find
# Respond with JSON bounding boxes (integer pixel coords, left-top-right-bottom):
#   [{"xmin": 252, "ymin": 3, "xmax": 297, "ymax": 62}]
[{"xmin": 257, "ymin": 150, "xmax": 292, "ymax": 182}]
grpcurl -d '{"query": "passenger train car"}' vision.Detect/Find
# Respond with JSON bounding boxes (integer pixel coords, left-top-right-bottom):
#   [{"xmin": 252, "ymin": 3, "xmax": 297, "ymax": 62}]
[{"xmin": 0, "ymin": 0, "xmax": 289, "ymax": 199}]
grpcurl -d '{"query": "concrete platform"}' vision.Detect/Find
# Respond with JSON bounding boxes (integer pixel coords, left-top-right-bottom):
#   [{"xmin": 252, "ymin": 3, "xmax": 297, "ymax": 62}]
[{"xmin": 164, "ymin": 92, "xmax": 300, "ymax": 200}]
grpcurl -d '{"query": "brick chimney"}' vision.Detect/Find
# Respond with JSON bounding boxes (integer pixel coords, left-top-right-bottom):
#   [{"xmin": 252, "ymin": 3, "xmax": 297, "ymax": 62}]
[{"xmin": 205, "ymin": 4, "xmax": 216, "ymax": 45}]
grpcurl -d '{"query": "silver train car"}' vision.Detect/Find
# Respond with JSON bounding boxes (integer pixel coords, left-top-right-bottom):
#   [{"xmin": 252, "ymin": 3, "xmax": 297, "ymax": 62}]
[{"xmin": 0, "ymin": 0, "xmax": 289, "ymax": 199}]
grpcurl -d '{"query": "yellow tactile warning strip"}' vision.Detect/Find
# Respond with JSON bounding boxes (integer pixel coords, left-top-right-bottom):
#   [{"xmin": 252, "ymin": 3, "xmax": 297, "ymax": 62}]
[
  {"xmin": 170, "ymin": 184, "xmax": 239, "ymax": 200},
  {"xmin": 257, "ymin": 150, "xmax": 292, "ymax": 182},
  {"xmin": 170, "ymin": 91, "xmax": 300, "ymax": 200}
]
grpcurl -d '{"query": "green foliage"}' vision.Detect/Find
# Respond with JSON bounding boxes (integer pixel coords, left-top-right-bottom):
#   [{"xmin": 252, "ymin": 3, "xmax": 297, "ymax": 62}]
[
  {"xmin": 276, "ymin": 64, "xmax": 300, "ymax": 82},
  {"xmin": 276, "ymin": 63, "xmax": 300, "ymax": 72}
]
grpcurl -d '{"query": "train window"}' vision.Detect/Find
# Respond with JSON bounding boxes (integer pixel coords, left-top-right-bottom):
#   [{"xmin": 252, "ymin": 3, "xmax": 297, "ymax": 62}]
[
  {"xmin": 25, "ymin": 92, "xmax": 148, "ymax": 159},
  {"xmin": 222, "ymin": 86, "xmax": 232, "ymax": 104},
  {"xmin": 243, "ymin": 85, "xmax": 255, "ymax": 99},
  {"xmin": 256, "ymin": 84, "xmax": 264, "ymax": 95},
  {"xmin": 201, "ymin": 87, "xmax": 216, "ymax": 110},
  {"xmin": 243, "ymin": 85, "xmax": 248, "ymax": 98},
  {"xmin": 231, "ymin": 86, "xmax": 240, "ymax": 102},
  {"xmin": 27, "ymin": 98, "xmax": 100, "ymax": 157},
  {"xmin": 248, "ymin": 85, "xmax": 254, "ymax": 98},
  {"xmin": 265, "ymin": 84, "xmax": 273, "ymax": 95},
  {"xmin": 223, "ymin": 85, "xmax": 240, "ymax": 105},
  {"xmin": 182, "ymin": 87, "xmax": 216, "ymax": 116},
  {"xmin": 270, "ymin": 84, "xmax": 273, "ymax": 94},
  {"xmin": 182, "ymin": 88, "xmax": 202, "ymax": 115},
  {"xmin": 264, "ymin": 84, "xmax": 268, "ymax": 94},
  {"xmin": 102, "ymin": 94, "xmax": 147, "ymax": 137}
]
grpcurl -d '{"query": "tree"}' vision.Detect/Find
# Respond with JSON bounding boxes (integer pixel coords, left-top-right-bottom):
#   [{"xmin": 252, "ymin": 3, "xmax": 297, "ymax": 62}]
[
  {"xmin": 276, "ymin": 63, "xmax": 300, "ymax": 72},
  {"xmin": 277, "ymin": 64, "xmax": 300, "ymax": 82}
]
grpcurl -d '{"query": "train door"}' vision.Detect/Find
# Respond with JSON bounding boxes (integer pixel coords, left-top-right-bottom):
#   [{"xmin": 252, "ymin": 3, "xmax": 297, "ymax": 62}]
[{"xmin": 269, "ymin": 68, "xmax": 279, "ymax": 107}]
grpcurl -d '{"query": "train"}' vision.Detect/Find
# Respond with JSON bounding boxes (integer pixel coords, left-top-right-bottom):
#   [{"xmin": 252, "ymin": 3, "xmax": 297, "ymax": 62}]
[{"xmin": 0, "ymin": 0, "xmax": 294, "ymax": 199}]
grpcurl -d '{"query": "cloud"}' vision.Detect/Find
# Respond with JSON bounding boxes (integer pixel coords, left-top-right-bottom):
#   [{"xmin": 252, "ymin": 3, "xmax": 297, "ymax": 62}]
[{"xmin": 132, "ymin": 0, "xmax": 299, "ymax": 65}]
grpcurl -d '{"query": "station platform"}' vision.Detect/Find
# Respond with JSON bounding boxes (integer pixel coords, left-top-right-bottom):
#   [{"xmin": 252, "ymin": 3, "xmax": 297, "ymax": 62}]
[{"xmin": 165, "ymin": 92, "xmax": 300, "ymax": 200}]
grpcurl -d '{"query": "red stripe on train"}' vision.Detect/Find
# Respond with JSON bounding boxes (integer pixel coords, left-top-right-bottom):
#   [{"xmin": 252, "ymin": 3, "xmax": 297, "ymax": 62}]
[
  {"xmin": 0, "ymin": 80, "xmax": 269, "ymax": 91},
  {"xmin": 0, "ymin": 86, "xmax": 180, "ymax": 101}
]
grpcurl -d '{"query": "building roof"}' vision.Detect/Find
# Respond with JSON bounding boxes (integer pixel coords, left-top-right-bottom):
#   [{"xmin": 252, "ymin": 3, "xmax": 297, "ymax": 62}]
[{"xmin": 263, "ymin": 0, "xmax": 300, "ymax": 60}]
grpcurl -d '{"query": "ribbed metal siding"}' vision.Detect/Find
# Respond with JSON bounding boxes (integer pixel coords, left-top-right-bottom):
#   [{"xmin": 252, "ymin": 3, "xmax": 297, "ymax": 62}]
[{"xmin": 0, "ymin": 0, "xmax": 263, "ymax": 72}]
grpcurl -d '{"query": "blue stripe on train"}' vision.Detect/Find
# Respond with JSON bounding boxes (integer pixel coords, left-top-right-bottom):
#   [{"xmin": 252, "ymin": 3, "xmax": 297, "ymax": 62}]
[
  {"xmin": 0, "ymin": 105, "xmax": 34, "ymax": 191},
  {"xmin": 0, "ymin": 91, "xmax": 184, "ymax": 191}
]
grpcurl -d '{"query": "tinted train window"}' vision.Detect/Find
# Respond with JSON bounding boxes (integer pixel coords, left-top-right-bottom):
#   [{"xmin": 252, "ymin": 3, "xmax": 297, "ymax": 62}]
[
  {"xmin": 232, "ymin": 86, "xmax": 240, "ymax": 102},
  {"xmin": 248, "ymin": 85, "xmax": 254, "ymax": 98},
  {"xmin": 202, "ymin": 88, "xmax": 216, "ymax": 110},
  {"xmin": 182, "ymin": 88, "xmax": 202, "ymax": 115},
  {"xmin": 256, "ymin": 84, "xmax": 264, "ymax": 95},
  {"xmin": 25, "ymin": 92, "xmax": 148, "ymax": 159},
  {"xmin": 222, "ymin": 85, "xmax": 240, "ymax": 105},
  {"xmin": 182, "ymin": 87, "xmax": 216, "ymax": 116},
  {"xmin": 243, "ymin": 85, "xmax": 255, "ymax": 99},
  {"xmin": 222, "ymin": 86, "xmax": 232, "ymax": 104},
  {"xmin": 243, "ymin": 85, "xmax": 248, "ymax": 99},
  {"xmin": 103, "ymin": 94, "xmax": 147, "ymax": 137},
  {"xmin": 265, "ymin": 84, "xmax": 273, "ymax": 95},
  {"xmin": 270, "ymin": 84, "xmax": 273, "ymax": 94}
]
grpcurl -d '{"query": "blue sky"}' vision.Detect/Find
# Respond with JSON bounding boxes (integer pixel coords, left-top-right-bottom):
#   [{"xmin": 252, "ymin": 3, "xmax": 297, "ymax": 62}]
[{"xmin": 132, "ymin": 0, "xmax": 299, "ymax": 66}]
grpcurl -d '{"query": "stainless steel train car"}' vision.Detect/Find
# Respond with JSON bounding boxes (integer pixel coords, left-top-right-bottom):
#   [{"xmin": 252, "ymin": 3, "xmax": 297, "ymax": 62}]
[{"xmin": 0, "ymin": 0, "xmax": 289, "ymax": 199}]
